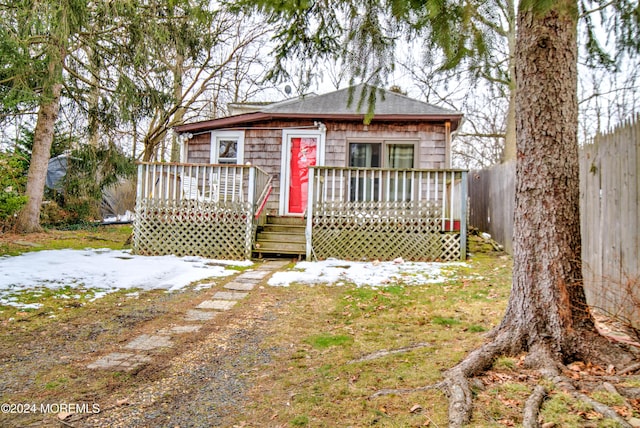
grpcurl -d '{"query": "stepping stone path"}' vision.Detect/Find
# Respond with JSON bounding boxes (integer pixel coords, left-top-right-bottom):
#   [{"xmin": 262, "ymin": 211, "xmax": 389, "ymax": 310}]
[
  {"xmin": 87, "ymin": 353, "xmax": 151, "ymax": 370},
  {"xmin": 124, "ymin": 334, "xmax": 173, "ymax": 351},
  {"xmin": 184, "ymin": 309, "xmax": 217, "ymax": 321},
  {"xmin": 196, "ymin": 300, "xmax": 237, "ymax": 310},
  {"xmin": 87, "ymin": 259, "xmax": 290, "ymax": 371}
]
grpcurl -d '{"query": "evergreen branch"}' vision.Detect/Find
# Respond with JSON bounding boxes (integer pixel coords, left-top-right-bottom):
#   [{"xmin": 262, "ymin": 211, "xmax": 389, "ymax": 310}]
[{"xmin": 579, "ymin": 0, "xmax": 616, "ymax": 18}]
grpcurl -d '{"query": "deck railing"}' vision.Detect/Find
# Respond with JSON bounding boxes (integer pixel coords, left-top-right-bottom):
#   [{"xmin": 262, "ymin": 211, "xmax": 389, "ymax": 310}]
[
  {"xmin": 137, "ymin": 162, "xmax": 260, "ymax": 205},
  {"xmin": 308, "ymin": 167, "xmax": 467, "ymax": 228},
  {"xmin": 133, "ymin": 162, "xmax": 467, "ymax": 262},
  {"xmin": 133, "ymin": 162, "xmax": 271, "ymax": 259},
  {"xmin": 306, "ymin": 167, "xmax": 468, "ymax": 261}
]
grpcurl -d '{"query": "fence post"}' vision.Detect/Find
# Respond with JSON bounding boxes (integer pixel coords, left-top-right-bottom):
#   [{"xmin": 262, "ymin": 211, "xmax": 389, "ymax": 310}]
[{"xmin": 306, "ymin": 167, "xmax": 315, "ymax": 260}]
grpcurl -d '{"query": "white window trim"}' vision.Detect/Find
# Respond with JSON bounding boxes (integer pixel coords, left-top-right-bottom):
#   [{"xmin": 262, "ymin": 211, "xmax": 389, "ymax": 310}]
[
  {"xmin": 210, "ymin": 130, "xmax": 245, "ymax": 164},
  {"xmin": 279, "ymin": 128, "xmax": 326, "ymax": 216}
]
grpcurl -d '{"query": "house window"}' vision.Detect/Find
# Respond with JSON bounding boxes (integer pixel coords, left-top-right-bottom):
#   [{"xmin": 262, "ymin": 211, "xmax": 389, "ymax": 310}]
[
  {"xmin": 348, "ymin": 141, "xmax": 416, "ymax": 201},
  {"xmin": 348, "ymin": 141, "xmax": 416, "ymax": 168},
  {"xmin": 387, "ymin": 144, "xmax": 414, "ymax": 169},
  {"xmin": 349, "ymin": 142, "xmax": 381, "ymax": 168},
  {"xmin": 211, "ymin": 131, "xmax": 244, "ymax": 164}
]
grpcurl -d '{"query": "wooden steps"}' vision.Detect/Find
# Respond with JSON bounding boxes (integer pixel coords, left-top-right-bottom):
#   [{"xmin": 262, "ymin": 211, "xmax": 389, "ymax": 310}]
[{"xmin": 254, "ymin": 216, "xmax": 306, "ymax": 257}]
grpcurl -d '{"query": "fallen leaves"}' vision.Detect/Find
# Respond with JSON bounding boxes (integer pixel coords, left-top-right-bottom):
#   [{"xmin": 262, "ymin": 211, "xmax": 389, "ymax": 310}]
[
  {"xmin": 577, "ymin": 409, "xmax": 603, "ymax": 420},
  {"xmin": 613, "ymin": 405, "xmax": 632, "ymax": 418},
  {"xmin": 565, "ymin": 361, "xmax": 611, "ymax": 377}
]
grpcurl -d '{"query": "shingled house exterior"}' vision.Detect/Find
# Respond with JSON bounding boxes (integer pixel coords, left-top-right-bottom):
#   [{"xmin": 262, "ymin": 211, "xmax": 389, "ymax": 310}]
[{"xmin": 132, "ymin": 85, "xmax": 468, "ymax": 261}]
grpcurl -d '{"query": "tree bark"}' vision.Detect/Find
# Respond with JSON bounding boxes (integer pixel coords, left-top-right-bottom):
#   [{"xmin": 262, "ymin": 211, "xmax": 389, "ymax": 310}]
[
  {"xmin": 502, "ymin": 0, "xmax": 517, "ymax": 162},
  {"xmin": 502, "ymin": 86, "xmax": 516, "ymax": 161},
  {"xmin": 170, "ymin": 52, "xmax": 186, "ymax": 163},
  {"xmin": 495, "ymin": 0, "xmax": 604, "ymax": 362},
  {"xmin": 16, "ymin": 83, "xmax": 63, "ymax": 233}
]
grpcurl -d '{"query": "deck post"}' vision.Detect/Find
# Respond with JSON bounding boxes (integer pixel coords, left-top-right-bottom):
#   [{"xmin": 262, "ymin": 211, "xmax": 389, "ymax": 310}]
[
  {"xmin": 306, "ymin": 167, "xmax": 315, "ymax": 260},
  {"xmin": 132, "ymin": 164, "xmax": 144, "ymax": 254},
  {"xmin": 248, "ymin": 166, "xmax": 256, "ymax": 212},
  {"xmin": 136, "ymin": 163, "xmax": 144, "ymax": 202},
  {"xmin": 245, "ymin": 166, "xmax": 257, "ymax": 259},
  {"xmin": 460, "ymin": 171, "xmax": 468, "ymax": 260}
]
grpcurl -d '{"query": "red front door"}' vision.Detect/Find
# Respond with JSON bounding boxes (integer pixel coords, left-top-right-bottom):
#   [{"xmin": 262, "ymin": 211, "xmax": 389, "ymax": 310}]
[{"xmin": 288, "ymin": 137, "xmax": 317, "ymax": 214}]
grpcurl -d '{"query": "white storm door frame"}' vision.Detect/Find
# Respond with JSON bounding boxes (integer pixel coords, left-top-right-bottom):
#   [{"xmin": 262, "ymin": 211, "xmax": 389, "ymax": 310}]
[{"xmin": 279, "ymin": 128, "xmax": 326, "ymax": 216}]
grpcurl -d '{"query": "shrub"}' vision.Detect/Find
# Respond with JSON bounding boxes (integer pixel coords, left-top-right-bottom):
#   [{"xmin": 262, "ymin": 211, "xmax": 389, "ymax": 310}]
[
  {"xmin": 46, "ymin": 143, "xmax": 135, "ymax": 226},
  {"xmin": 0, "ymin": 151, "xmax": 28, "ymax": 231}
]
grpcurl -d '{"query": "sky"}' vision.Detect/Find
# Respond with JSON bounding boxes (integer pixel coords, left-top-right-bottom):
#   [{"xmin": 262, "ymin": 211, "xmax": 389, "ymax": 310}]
[{"xmin": 0, "ymin": 249, "xmax": 459, "ymax": 309}]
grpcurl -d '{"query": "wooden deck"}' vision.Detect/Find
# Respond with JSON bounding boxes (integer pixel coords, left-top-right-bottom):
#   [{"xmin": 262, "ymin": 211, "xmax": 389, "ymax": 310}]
[
  {"xmin": 306, "ymin": 167, "xmax": 467, "ymax": 261},
  {"xmin": 132, "ymin": 163, "xmax": 271, "ymax": 260},
  {"xmin": 132, "ymin": 163, "xmax": 467, "ymax": 261}
]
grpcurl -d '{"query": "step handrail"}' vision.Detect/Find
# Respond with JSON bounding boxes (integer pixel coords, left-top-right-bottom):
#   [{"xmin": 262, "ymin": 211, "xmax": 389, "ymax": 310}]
[{"xmin": 254, "ymin": 177, "xmax": 273, "ymax": 220}]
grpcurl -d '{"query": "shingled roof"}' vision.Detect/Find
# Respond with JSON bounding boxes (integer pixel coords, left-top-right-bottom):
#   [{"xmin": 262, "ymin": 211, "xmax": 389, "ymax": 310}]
[
  {"xmin": 175, "ymin": 84, "xmax": 463, "ymax": 133},
  {"xmin": 263, "ymin": 84, "xmax": 459, "ymax": 116}
]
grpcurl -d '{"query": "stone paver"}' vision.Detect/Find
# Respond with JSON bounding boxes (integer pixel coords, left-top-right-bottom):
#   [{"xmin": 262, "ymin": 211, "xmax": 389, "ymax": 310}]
[
  {"xmin": 196, "ymin": 300, "xmax": 237, "ymax": 310},
  {"xmin": 258, "ymin": 260, "xmax": 291, "ymax": 270},
  {"xmin": 238, "ymin": 270, "xmax": 271, "ymax": 280},
  {"xmin": 158, "ymin": 325, "xmax": 202, "ymax": 335},
  {"xmin": 212, "ymin": 291, "xmax": 248, "ymax": 300},
  {"xmin": 124, "ymin": 334, "xmax": 173, "ymax": 351},
  {"xmin": 184, "ymin": 309, "xmax": 217, "ymax": 321},
  {"xmin": 224, "ymin": 281, "xmax": 255, "ymax": 291},
  {"xmin": 87, "ymin": 352, "xmax": 151, "ymax": 370}
]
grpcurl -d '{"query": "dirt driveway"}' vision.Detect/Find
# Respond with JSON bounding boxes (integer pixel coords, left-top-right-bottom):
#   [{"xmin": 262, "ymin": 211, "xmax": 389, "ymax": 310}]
[{"xmin": 0, "ymin": 260, "xmax": 292, "ymax": 428}]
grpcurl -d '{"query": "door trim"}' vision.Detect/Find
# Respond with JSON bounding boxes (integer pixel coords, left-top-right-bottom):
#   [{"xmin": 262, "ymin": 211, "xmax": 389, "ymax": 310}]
[{"xmin": 279, "ymin": 128, "xmax": 325, "ymax": 216}]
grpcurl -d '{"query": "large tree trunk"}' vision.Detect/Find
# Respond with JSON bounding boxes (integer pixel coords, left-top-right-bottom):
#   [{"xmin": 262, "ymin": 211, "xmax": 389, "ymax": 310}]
[
  {"xmin": 16, "ymin": 83, "xmax": 63, "ymax": 233},
  {"xmin": 495, "ymin": 0, "xmax": 610, "ymax": 363},
  {"xmin": 375, "ymin": 2, "xmax": 636, "ymax": 425},
  {"xmin": 436, "ymin": 7, "xmax": 633, "ymax": 424}
]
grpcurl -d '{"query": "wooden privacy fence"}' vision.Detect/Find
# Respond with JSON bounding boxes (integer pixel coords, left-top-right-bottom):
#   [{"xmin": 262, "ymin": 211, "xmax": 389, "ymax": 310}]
[
  {"xmin": 469, "ymin": 116, "xmax": 640, "ymax": 324},
  {"xmin": 580, "ymin": 118, "xmax": 639, "ymax": 324},
  {"xmin": 132, "ymin": 162, "xmax": 272, "ymax": 260},
  {"xmin": 468, "ymin": 162, "xmax": 515, "ymax": 254},
  {"xmin": 306, "ymin": 167, "xmax": 468, "ymax": 261}
]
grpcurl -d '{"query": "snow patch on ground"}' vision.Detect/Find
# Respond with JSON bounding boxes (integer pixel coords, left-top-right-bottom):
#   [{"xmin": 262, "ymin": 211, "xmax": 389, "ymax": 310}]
[
  {"xmin": 102, "ymin": 210, "xmax": 135, "ymax": 224},
  {"xmin": 0, "ymin": 248, "xmax": 465, "ymax": 309},
  {"xmin": 0, "ymin": 248, "xmax": 251, "ymax": 308},
  {"xmin": 268, "ymin": 258, "xmax": 464, "ymax": 287}
]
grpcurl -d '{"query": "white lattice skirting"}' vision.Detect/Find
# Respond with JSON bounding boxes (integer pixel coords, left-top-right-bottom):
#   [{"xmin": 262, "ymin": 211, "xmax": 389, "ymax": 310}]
[
  {"xmin": 310, "ymin": 201, "xmax": 462, "ymax": 262},
  {"xmin": 132, "ymin": 199, "xmax": 255, "ymax": 260}
]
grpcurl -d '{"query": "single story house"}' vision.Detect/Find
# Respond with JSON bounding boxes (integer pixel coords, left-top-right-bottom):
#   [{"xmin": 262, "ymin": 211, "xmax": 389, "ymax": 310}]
[{"xmin": 132, "ymin": 84, "xmax": 468, "ymax": 261}]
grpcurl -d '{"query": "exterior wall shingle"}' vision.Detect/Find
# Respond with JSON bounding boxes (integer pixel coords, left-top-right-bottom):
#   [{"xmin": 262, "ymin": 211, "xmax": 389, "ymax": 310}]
[{"xmin": 184, "ymin": 118, "xmax": 449, "ymax": 213}]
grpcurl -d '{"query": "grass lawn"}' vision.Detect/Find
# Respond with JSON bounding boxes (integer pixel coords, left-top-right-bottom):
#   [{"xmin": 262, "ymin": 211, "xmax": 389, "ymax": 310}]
[
  {"xmin": 0, "ymin": 226, "xmax": 636, "ymax": 427},
  {"xmin": 238, "ymin": 245, "xmax": 517, "ymax": 427}
]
